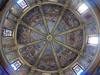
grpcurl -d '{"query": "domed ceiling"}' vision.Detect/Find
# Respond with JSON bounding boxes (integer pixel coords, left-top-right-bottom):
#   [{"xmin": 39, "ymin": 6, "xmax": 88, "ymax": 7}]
[{"xmin": 0, "ymin": 0, "xmax": 100, "ymax": 75}]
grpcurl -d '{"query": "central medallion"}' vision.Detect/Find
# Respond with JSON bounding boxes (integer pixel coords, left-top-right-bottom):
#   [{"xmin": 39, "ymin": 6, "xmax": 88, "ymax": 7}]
[{"xmin": 47, "ymin": 35, "xmax": 53, "ymax": 41}]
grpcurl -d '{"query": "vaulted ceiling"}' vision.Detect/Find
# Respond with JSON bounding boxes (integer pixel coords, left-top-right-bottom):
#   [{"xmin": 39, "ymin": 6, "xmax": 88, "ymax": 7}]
[{"xmin": 0, "ymin": 0, "xmax": 100, "ymax": 75}]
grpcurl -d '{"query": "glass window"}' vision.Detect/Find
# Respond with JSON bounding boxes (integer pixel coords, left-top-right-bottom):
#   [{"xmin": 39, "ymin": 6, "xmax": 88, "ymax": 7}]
[
  {"xmin": 11, "ymin": 60, "xmax": 22, "ymax": 71},
  {"xmin": 78, "ymin": 3, "xmax": 88, "ymax": 14},
  {"xmin": 3, "ymin": 29, "xmax": 13, "ymax": 37},
  {"xmin": 73, "ymin": 64, "xmax": 84, "ymax": 75},
  {"xmin": 17, "ymin": 0, "xmax": 28, "ymax": 9},
  {"xmin": 88, "ymin": 36, "xmax": 98, "ymax": 45}
]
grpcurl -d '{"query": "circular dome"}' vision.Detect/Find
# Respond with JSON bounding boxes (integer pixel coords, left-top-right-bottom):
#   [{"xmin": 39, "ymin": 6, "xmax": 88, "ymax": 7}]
[
  {"xmin": 0, "ymin": 0, "xmax": 100, "ymax": 75},
  {"xmin": 16, "ymin": 4, "xmax": 84, "ymax": 72}
]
